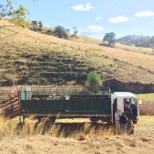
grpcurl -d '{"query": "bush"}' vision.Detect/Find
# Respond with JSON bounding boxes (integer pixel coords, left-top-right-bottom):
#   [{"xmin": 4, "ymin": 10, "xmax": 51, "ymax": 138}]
[
  {"xmin": 53, "ymin": 26, "xmax": 68, "ymax": 39},
  {"xmin": 85, "ymin": 71, "xmax": 103, "ymax": 93}
]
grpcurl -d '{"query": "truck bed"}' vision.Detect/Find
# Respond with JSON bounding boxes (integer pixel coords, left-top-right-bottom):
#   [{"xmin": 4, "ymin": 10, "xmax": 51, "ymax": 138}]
[{"xmin": 21, "ymin": 98, "xmax": 111, "ymax": 118}]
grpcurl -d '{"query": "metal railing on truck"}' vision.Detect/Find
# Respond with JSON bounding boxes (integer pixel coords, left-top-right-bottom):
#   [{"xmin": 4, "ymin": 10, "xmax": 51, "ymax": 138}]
[{"xmin": 20, "ymin": 86, "xmax": 111, "ymax": 100}]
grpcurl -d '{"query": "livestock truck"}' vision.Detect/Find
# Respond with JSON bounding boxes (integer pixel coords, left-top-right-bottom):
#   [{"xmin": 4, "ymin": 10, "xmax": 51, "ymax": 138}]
[{"xmin": 20, "ymin": 86, "xmax": 140, "ymax": 126}]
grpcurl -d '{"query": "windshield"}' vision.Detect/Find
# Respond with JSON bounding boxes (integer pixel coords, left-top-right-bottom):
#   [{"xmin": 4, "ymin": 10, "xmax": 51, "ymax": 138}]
[{"xmin": 124, "ymin": 97, "xmax": 137, "ymax": 105}]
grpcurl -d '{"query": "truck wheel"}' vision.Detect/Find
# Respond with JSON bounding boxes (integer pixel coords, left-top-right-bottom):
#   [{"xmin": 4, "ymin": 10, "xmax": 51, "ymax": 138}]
[
  {"xmin": 90, "ymin": 117, "xmax": 100, "ymax": 122},
  {"xmin": 38, "ymin": 117, "xmax": 42, "ymax": 123},
  {"xmin": 133, "ymin": 120, "xmax": 137, "ymax": 124},
  {"xmin": 101, "ymin": 117, "xmax": 112, "ymax": 123},
  {"xmin": 49, "ymin": 117, "xmax": 56, "ymax": 123}
]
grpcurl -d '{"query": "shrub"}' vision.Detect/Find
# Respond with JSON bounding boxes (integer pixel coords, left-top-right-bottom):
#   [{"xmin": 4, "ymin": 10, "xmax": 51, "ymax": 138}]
[{"xmin": 85, "ymin": 71, "xmax": 103, "ymax": 93}]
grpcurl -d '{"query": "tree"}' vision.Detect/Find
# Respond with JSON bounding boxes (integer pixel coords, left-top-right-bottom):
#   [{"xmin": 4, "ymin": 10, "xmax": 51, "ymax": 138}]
[
  {"xmin": 31, "ymin": 20, "xmax": 38, "ymax": 31},
  {"xmin": 31, "ymin": 20, "xmax": 38, "ymax": 26},
  {"xmin": 85, "ymin": 71, "xmax": 103, "ymax": 93},
  {"xmin": 0, "ymin": 0, "xmax": 30, "ymax": 28},
  {"xmin": 0, "ymin": 0, "xmax": 12, "ymax": 19},
  {"xmin": 10, "ymin": 5, "xmax": 30, "ymax": 28},
  {"xmin": 103, "ymin": 32, "xmax": 116, "ymax": 46},
  {"xmin": 39, "ymin": 21, "xmax": 43, "ymax": 28},
  {"xmin": 53, "ymin": 25, "xmax": 68, "ymax": 39}
]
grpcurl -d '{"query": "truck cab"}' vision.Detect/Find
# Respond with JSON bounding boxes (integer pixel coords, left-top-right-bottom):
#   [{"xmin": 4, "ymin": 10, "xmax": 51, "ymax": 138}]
[{"xmin": 111, "ymin": 92, "xmax": 140, "ymax": 124}]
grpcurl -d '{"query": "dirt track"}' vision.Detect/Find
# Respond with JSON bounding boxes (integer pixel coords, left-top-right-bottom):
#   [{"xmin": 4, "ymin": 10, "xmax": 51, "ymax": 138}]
[{"xmin": 0, "ymin": 134, "xmax": 154, "ymax": 154}]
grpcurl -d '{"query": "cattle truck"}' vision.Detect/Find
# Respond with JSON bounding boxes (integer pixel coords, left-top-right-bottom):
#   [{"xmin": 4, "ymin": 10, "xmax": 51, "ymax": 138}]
[{"xmin": 20, "ymin": 86, "xmax": 140, "ymax": 125}]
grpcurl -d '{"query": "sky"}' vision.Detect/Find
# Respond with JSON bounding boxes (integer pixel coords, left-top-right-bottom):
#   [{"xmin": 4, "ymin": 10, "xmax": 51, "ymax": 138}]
[{"xmin": 1, "ymin": 0, "xmax": 154, "ymax": 39}]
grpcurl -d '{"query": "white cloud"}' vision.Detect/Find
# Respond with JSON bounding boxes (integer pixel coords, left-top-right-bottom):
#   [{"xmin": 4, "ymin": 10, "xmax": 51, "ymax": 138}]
[
  {"xmin": 95, "ymin": 16, "xmax": 103, "ymax": 22},
  {"xmin": 134, "ymin": 10, "xmax": 154, "ymax": 17},
  {"xmin": 72, "ymin": 3, "xmax": 94, "ymax": 11},
  {"xmin": 87, "ymin": 25, "xmax": 104, "ymax": 32},
  {"xmin": 108, "ymin": 16, "xmax": 129, "ymax": 23}
]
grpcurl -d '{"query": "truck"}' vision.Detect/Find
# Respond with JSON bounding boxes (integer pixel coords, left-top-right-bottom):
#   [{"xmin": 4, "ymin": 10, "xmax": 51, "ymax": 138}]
[{"xmin": 20, "ymin": 86, "xmax": 140, "ymax": 127}]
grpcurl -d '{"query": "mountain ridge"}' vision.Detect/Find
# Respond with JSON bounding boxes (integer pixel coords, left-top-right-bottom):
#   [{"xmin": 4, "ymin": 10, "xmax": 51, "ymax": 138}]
[{"xmin": 117, "ymin": 35, "xmax": 154, "ymax": 49}]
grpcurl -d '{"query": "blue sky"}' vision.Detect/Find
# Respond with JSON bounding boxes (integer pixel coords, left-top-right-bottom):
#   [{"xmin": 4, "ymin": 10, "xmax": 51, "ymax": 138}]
[{"xmin": 1, "ymin": 0, "xmax": 154, "ymax": 39}]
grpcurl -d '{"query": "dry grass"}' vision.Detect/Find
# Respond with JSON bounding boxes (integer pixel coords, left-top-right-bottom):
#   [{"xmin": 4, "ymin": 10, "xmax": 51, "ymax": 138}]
[
  {"xmin": 0, "ymin": 117, "xmax": 115, "ymax": 140},
  {"xmin": 136, "ymin": 93, "xmax": 154, "ymax": 115},
  {"xmin": 139, "ymin": 101, "xmax": 154, "ymax": 115},
  {"xmin": 136, "ymin": 93, "xmax": 154, "ymax": 102},
  {"xmin": 0, "ymin": 116, "xmax": 154, "ymax": 154}
]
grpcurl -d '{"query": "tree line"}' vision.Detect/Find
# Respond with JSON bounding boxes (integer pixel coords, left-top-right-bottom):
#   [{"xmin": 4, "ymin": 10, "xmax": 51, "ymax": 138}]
[
  {"xmin": 30, "ymin": 20, "xmax": 79, "ymax": 39},
  {"xmin": 31, "ymin": 20, "xmax": 116, "ymax": 47}
]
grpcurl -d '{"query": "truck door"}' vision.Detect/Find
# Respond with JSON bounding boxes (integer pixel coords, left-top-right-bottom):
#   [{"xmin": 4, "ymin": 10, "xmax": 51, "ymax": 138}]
[
  {"xmin": 111, "ymin": 94, "xmax": 114, "ymax": 123},
  {"xmin": 111, "ymin": 96, "xmax": 117, "ymax": 123},
  {"xmin": 117, "ymin": 97, "xmax": 124, "ymax": 113}
]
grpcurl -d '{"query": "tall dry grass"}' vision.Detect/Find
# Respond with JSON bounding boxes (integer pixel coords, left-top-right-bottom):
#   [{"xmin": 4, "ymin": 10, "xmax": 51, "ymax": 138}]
[{"xmin": 0, "ymin": 117, "xmax": 115, "ymax": 141}]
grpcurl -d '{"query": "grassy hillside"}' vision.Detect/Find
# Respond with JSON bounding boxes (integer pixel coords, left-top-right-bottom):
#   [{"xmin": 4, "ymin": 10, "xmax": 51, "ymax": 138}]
[{"xmin": 0, "ymin": 20, "xmax": 154, "ymax": 92}]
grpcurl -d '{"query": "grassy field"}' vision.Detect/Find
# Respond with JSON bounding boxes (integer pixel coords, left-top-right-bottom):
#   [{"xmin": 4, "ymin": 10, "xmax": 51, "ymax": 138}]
[
  {"xmin": 136, "ymin": 93, "xmax": 154, "ymax": 102},
  {"xmin": 136, "ymin": 93, "xmax": 154, "ymax": 115}
]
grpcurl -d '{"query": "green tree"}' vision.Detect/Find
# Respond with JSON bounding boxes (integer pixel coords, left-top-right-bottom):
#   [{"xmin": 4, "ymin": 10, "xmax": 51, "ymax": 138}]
[
  {"xmin": 0, "ymin": 0, "xmax": 30, "ymax": 28},
  {"xmin": 103, "ymin": 32, "xmax": 116, "ymax": 46},
  {"xmin": 31, "ymin": 20, "xmax": 38, "ymax": 31},
  {"xmin": 66, "ymin": 29, "xmax": 70, "ymax": 33},
  {"xmin": 85, "ymin": 71, "xmax": 103, "ymax": 93},
  {"xmin": 53, "ymin": 25, "xmax": 68, "ymax": 39},
  {"xmin": 31, "ymin": 20, "xmax": 38, "ymax": 26},
  {"xmin": 0, "ymin": 0, "xmax": 12, "ymax": 19}
]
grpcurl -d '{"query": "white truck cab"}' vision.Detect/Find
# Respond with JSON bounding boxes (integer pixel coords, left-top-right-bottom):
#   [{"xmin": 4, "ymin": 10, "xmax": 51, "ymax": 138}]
[{"xmin": 111, "ymin": 92, "xmax": 140, "ymax": 123}]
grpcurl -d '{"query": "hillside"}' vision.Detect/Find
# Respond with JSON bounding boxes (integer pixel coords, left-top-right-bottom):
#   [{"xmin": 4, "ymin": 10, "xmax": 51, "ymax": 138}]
[{"xmin": 0, "ymin": 20, "xmax": 154, "ymax": 93}]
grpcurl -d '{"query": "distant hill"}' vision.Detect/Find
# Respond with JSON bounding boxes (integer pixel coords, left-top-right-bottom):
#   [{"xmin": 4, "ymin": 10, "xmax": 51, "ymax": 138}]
[
  {"xmin": 0, "ymin": 20, "xmax": 154, "ymax": 93},
  {"xmin": 117, "ymin": 35, "xmax": 154, "ymax": 49}
]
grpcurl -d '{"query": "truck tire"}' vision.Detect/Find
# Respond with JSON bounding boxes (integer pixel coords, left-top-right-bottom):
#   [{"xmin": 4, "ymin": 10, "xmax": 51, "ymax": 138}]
[
  {"xmin": 49, "ymin": 117, "xmax": 56, "ymax": 123},
  {"xmin": 90, "ymin": 117, "xmax": 100, "ymax": 122}
]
